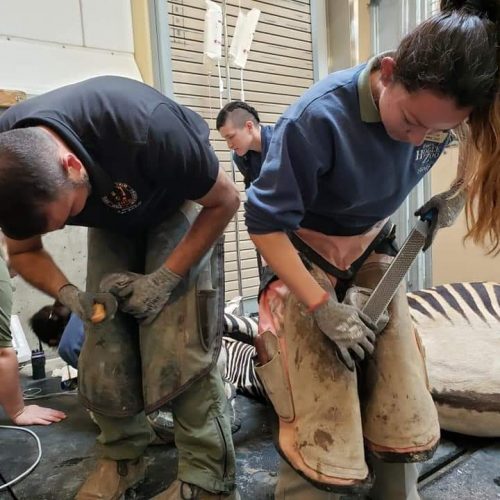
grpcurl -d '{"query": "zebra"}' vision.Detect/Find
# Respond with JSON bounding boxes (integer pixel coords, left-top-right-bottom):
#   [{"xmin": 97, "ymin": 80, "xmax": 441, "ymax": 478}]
[
  {"xmin": 407, "ymin": 281, "xmax": 500, "ymax": 327},
  {"xmin": 406, "ymin": 281, "xmax": 500, "ymax": 437},
  {"xmin": 151, "ymin": 284, "xmax": 500, "ymax": 440},
  {"xmin": 222, "ymin": 282, "xmax": 500, "ymax": 418},
  {"xmin": 221, "ymin": 313, "xmax": 267, "ymax": 401}
]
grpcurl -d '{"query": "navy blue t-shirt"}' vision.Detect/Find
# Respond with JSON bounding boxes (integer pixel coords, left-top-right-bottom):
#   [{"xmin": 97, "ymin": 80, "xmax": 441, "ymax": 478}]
[
  {"xmin": 232, "ymin": 124, "xmax": 274, "ymax": 188},
  {"xmin": 245, "ymin": 56, "xmax": 451, "ymax": 236},
  {"xmin": 0, "ymin": 76, "xmax": 219, "ymax": 235}
]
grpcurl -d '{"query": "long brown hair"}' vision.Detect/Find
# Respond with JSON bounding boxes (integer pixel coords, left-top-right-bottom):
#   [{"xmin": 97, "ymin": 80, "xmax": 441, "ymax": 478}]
[
  {"xmin": 462, "ymin": 96, "xmax": 500, "ymax": 254},
  {"xmin": 424, "ymin": 0, "xmax": 500, "ymax": 253}
]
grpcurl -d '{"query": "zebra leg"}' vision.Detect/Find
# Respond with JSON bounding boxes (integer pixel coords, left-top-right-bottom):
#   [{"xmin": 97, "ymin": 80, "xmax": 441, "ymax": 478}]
[
  {"xmin": 354, "ymin": 259, "xmax": 440, "ymax": 463},
  {"xmin": 222, "ymin": 337, "xmax": 267, "ymax": 401}
]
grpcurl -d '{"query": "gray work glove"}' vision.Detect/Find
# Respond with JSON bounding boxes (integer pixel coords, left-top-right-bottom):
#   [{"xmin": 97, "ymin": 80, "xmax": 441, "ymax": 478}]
[
  {"xmin": 343, "ymin": 285, "xmax": 390, "ymax": 333},
  {"xmin": 313, "ymin": 289, "xmax": 381, "ymax": 372},
  {"xmin": 414, "ymin": 186, "xmax": 466, "ymax": 251},
  {"xmin": 100, "ymin": 266, "xmax": 182, "ymax": 324},
  {"xmin": 57, "ymin": 284, "xmax": 117, "ymax": 323}
]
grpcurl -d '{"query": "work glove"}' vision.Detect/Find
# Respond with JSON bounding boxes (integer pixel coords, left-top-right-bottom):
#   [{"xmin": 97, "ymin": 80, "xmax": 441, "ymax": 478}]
[
  {"xmin": 100, "ymin": 266, "xmax": 182, "ymax": 324},
  {"xmin": 414, "ymin": 186, "xmax": 466, "ymax": 251},
  {"xmin": 312, "ymin": 287, "xmax": 386, "ymax": 372},
  {"xmin": 57, "ymin": 284, "xmax": 117, "ymax": 323},
  {"xmin": 343, "ymin": 285, "xmax": 390, "ymax": 332}
]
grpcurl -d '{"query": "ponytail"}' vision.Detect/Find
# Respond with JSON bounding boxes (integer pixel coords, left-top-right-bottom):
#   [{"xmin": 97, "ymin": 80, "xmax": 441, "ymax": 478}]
[
  {"xmin": 432, "ymin": 0, "xmax": 500, "ymax": 253},
  {"xmin": 461, "ymin": 96, "xmax": 500, "ymax": 254},
  {"xmin": 440, "ymin": 0, "xmax": 499, "ymax": 21}
]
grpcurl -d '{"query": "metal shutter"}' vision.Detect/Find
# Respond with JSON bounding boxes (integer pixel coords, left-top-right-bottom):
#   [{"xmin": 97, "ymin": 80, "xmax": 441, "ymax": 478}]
[{"xmin": 168, "ymin": 0, "xmax": 314, "ymax": 301}]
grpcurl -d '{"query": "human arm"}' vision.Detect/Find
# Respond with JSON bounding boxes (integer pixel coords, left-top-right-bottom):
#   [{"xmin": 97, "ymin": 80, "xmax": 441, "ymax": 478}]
[
  {"xmin": 0, "ymin": 347, "xmax": 66, "ymax": 425},
  {"xmin": 246, "ymin": 118, "xmax": 379, "ymax": 369},
  {"xmin": 415, "ymin": 138, "xmax": 467, "ymax": 250},
  {"xmin": 6, "ymin": 235, "xmax": 116, "ymax": 322},
  {"xmin": 249, "ymin": 232, "xmax": 379, "ymax": 370},
  {"xmin": 165, "ymin": 167, "xmax": 240, "ymax": 276},
  {"xmin": 101, "ymin": 167, "xmax": 240, "ymax": 322},
  {"xmin": 6, "ymin": 235, "xmax": 69, "ymax": 297},
  {"xmin": 0, "ymin": 259, "xmax": 66, "ymax": 424},
  {"xmin": 250, "ymin": 232, "xmax": 328, "ymax": 308},
  {"xmin": 101, "ymin": 103, "xmax": 242, "ymax": 322}
]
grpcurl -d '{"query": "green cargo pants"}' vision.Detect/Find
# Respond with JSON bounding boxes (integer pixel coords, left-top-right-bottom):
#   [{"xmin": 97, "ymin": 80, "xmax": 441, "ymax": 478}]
[
  {"xmin": 78, "ymin": 203, "xmax": 235, "ymax": 493},
  {"xmin": 94, "ymin": 364, "xmax": 235, "ymax": 492}
]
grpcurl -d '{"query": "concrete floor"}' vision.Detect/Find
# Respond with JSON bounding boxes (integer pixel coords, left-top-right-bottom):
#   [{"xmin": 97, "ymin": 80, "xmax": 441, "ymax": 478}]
[{"xmin": 1, "ymin": 374, "xmax": 499, "ymax": 500}]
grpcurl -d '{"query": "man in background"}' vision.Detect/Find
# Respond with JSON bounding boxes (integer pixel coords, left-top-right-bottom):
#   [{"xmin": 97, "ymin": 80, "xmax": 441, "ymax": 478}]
[{"xmin": 217, "ymin": 101, "xmax": 273, "ymax": 188}]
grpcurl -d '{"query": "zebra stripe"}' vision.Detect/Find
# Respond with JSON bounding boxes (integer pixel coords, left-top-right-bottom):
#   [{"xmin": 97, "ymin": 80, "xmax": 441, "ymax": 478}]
[
  {"xmin": 222, "ymin": 337, "xmax": 266, "ymax": 402},
  {"xmin": 469, "ymin": 282, "xmax": 500, "ymax": 321},
  {"xmin": 451, "ymin": 283, "xmax": 487, "ymax": 322},
  {"xmin": 223, "ymin": 282, "xmax": 500, "ymax": 404},
  {"xmin": 223, "ymin": 312, "xmax": 258, "ymax": 345},
  {"xmin": 462, "ymin": 282, "xmax": 500, "ymax": 323},
  {"xmin": 410, "ymin": 289, "xmax": 453, "ymax": 322},
  {"xmin": 408, "ymin": 281, "xmax": 500, "ymax": 327}
]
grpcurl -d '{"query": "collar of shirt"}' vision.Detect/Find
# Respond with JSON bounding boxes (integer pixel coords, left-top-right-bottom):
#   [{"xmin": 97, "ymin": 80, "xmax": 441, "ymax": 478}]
[
  {"xmin": 13, "ymin": 116, "xmax": 115, "ymax": 198},
  {"xmin": 357, "ymin": 51, "xmax": 394, "ymax": 124},
  {"xmin": 260, "ymin": 125, "xmax": 274, "ymax": 156},
  {"xmin": 44, "ymin": 119, "xmax": 115, "ymax": 197}
]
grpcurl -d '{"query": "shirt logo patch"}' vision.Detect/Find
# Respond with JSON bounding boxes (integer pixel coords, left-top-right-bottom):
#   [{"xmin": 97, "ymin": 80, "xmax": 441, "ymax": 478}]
[
  {"xmin": 413, "ymin": 140, "xmax": 447, "ymax": 175},
  {"xmin": 102, "ymin": 182, "xmax": 142, "ymax": 214},
  {"xmin": 424, "ymin": 131, "xmax": 449, "ymax": 144}
]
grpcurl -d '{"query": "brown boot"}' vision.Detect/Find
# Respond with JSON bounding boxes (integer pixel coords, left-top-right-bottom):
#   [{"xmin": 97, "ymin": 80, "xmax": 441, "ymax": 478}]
[
  {"xmin": 75, "ymin": 457, "xmax": 145, "ymax": 499},
  {"xmin": 152, "ymin": 479, "xmax": 240, "ymax": 499}
]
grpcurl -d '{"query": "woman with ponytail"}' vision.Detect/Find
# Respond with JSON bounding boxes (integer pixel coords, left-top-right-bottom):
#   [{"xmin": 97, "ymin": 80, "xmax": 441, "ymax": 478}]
[
  {"xmin": 463, "ymin": 96, "xmax": 500, "ymax": 253},
  {"xmin": 420, "ymin": 0, "xmax": 500, "ymax": 254},
  {"xmin": 243, "ymin": 0, "xmax": 500, "ymax": 499}
]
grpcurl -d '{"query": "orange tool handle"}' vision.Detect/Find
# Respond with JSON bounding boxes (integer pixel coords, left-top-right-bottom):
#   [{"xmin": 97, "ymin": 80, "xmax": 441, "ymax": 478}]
[{"xmin": 91, "ymin": 303, "xmax": 106, "ymax": 323}]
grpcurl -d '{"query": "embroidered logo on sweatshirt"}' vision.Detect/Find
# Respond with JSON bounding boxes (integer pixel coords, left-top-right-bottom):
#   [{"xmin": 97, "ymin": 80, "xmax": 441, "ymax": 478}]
[
  {"xmin": 413, "ymin": 136, "xmax": 450, "ymax": 175},
  {"xmin": 102, "ymin": 182, "xmax": 142, "ymax": 214}
]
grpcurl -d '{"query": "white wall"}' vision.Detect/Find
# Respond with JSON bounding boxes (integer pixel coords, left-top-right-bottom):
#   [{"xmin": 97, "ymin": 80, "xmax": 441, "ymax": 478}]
[
  {"xmin": 431, "ymin": 148, "xmax": 500, "ymax": 285},
  {"xmin": 0, "ymin": 0, "xmax": 141, "ymax": 95},
  {"xmin": 0, "ymin": 1, "xmax": 142, "ymax": 350},
  {"xmin": 11, "ymin": 228, "xmax": 88, "ymax": 353}
]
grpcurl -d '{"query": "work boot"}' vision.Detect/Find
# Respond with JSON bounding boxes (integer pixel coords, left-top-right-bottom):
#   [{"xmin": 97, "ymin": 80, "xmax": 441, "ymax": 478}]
[
  {"xmin": 152, "ymin": 479, "xmax": 240, "ymax": 499},
  {"xmin": 355, "ymin": 261, "xmax": 440, "ymax": 462},
  {"xmin": 369, "ymin": 460, "xmax": 421, "ymax": 500},
  {"xmin": 275, "ymin": 459, "xmax": 343, "ymax": 499},
  {"xmin": 75, "ymin": 457, "xmax": 145, "ymax": 500}
]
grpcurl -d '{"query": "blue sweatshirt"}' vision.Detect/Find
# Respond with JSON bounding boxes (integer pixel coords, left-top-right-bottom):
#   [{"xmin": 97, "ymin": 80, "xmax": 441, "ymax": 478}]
[
  {"xmin": 245, "ymin": 56, "xmax": 450, "ymax": 236},
  {"xmin": 232, "ymin": 124, "xmax": 274, "ymax": 187}
]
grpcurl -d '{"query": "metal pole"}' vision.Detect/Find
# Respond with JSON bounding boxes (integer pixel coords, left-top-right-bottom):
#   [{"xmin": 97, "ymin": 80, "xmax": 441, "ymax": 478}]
[
  {"xmin": 222, "ymin": 0, "xmax": 245, "ymax": 314},
  {"xmin": 148, "ymin": 0, "xmax": 174, "ymax": 98}
]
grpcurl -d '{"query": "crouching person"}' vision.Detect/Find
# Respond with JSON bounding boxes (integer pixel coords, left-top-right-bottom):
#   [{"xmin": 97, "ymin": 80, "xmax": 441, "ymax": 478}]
[{"xmin": 0, "ymin": 76, "xmax": 240, "ymax": 499}]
